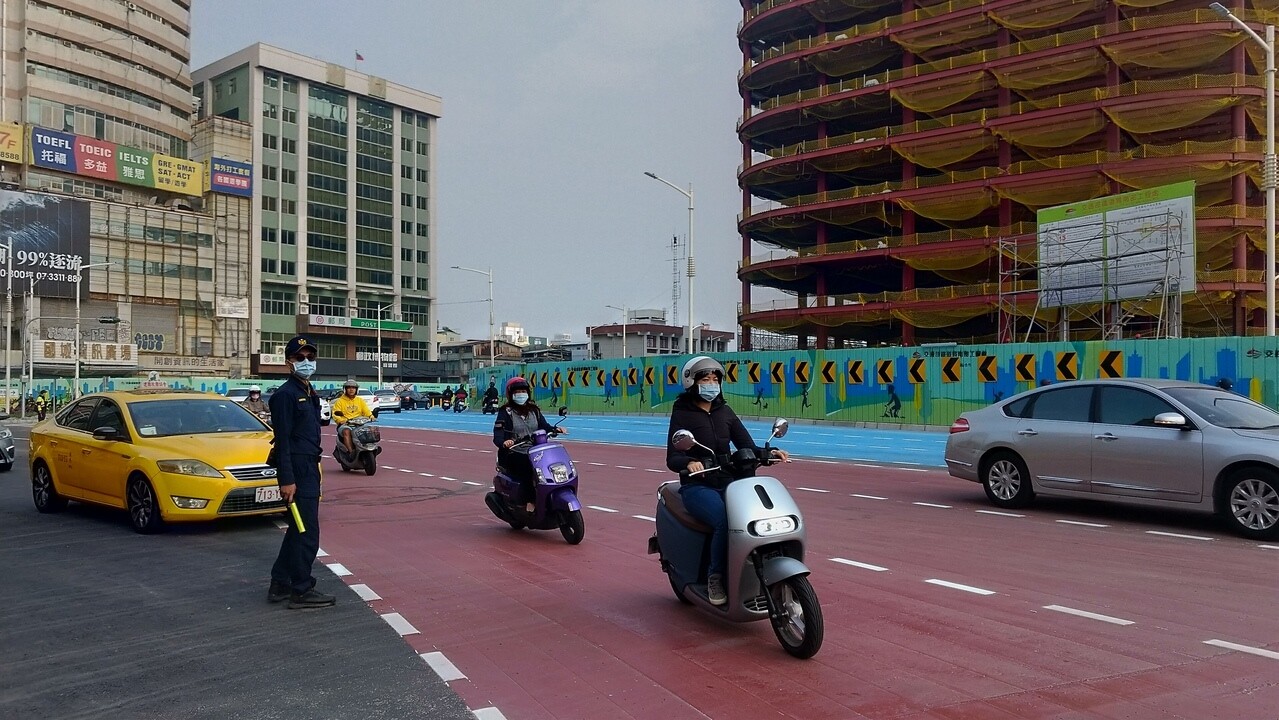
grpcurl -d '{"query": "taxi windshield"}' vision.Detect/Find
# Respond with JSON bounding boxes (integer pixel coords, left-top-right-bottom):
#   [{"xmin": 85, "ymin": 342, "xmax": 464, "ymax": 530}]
[{"xmin": 127, "ymin": 399, "xmax": 266, "ymax": 437}]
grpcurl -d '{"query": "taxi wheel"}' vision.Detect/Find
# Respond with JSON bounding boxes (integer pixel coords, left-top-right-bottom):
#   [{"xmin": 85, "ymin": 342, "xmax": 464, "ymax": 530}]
[
  {"xmin": 127, "ymin": 475, "xmax": 165, "ymax": 534},
  {"xmin": 32, "ymin": 462, "xmax": 67, "ymax": 513},
  {"xmin": 0, "ymin": 459, "xmax": 12, "ymax": 472}
]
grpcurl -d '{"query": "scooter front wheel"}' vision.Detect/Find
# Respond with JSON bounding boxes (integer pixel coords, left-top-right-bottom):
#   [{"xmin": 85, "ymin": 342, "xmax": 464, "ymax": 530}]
[
  {"xmin": 362, "ymin": 454, "xmax": 376, "ymax": 476},
  {"xmin": 559, "ymin": 509, "xmax": 585, "ymax": 544},
  {"xmin": 768, "ymin": 576, "xmax": 824, "ymax": 659}
]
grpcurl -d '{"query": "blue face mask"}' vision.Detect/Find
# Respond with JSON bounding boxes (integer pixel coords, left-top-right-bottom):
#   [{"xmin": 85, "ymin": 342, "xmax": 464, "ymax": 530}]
[
  {"xmin": 292, "ymin": 359, "xmax": 316, "ymax": 379},
  {"xmin": 698, "ymin": 383, "xmax": 720, "ymax": 402},
  {"xmin": 512, "ymin": 392, "xmax": 529, "ymax": 405}
]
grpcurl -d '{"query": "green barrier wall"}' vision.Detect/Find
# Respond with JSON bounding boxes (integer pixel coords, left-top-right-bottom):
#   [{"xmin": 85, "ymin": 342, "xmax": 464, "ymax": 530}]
[{"xmin": 472, "ymin": 337, "xmax": 1279, "ymax": 427}]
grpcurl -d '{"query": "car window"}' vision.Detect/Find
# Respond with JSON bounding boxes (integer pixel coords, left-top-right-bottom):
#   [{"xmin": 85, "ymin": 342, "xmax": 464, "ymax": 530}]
[
  {"xmin": 1003, "ymin": 396, "xmax": 1032, "ymax": 418},
  {"xmin": 90, "ymin": 400, "xmax": 128, "ymax": 435},
  {"xmin": 1164, "ymin": 386, "xmax": 1279, "ymax": 429},
  {"xmin": 58, "ymin": 398, "xmax": 101, "ymax": 432},
  {"xmin": 1027, "ymin": 386, "xmax": 1093, "ymax": 422},
  {"xmin": 1097, "ymin": 386, "xmax": 1177, "ymax": 426},
  {"xmin": 127, "ymin": 399, "xmax": 266, "ymax": 437}
]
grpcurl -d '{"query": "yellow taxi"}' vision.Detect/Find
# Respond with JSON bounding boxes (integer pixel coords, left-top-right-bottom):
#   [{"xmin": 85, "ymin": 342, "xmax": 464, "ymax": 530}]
[{"xmin": 30, "ymin": 389, "xmax": 284, "ymax": 533}]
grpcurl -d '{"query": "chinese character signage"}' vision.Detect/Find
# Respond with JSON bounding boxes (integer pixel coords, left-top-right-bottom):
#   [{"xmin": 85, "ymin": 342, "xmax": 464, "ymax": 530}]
[
  {"xmin": 0, "ymin": 122, "xmax": 25, "ymax": 164},
  {"xmin": 0, "ymin": 189, "xmax": 90, "ymax": 299},
  {"xmin": 207, "ymin": 158, "xmax": 253, "ymax": 197},
  {"xmin": 32, "ymin": 341, "xmax": 138, "ymax": 366},
  {"xmin": 28, "ymin": 126, "xmax": 204, "ymax": 196}
]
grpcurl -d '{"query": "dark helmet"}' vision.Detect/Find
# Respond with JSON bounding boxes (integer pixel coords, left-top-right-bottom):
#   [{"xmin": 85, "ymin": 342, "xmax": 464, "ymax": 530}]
[
  {"xmin": 343, "ymin": 379, "xmax": 359, "ymax": 390},
  {"xmin": 681, "ymin": 355, "xmax": 724, "ymax": 390},
  {"xmin": 505, "ymin": 376, "xmax": 530, "ymax": 397}
]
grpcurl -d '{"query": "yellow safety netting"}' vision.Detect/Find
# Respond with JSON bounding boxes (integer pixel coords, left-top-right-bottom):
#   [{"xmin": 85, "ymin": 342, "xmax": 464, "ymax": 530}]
[
  {"xmin": 896, "ymin": 187, "xmax": 996, "ymax": 221},
  {"xmin": 891, "ymin": 13, "xmax": 995, "ymax": 55},
  {"xmin": 891, "ymin": 71, "xmax": 995, "ymax": 114},
  {"xmin": 891, "ymin": 305, "xmax": 991, "ymax": 328},
  {"xmin": 991, "ymin": 110, "xmax": 1107, "ymax": 149},
  {"xmin": 809, "ymin": 37, "xmax": 899, "ymax": 78},
  {"xmin": 988, "ymin": 0, "xmax": 1103, "ymax": 33},
  {"xmin": 809, "ymin": 146, "xmax": 893, "ymax": 173},
  {"xmin": 994, "ymin": 174, "xmax": 1113, "ymax": 208},
  {"xmin": 933, "ymin": 265, "xmax": 998, "ymax": 284},
  {"xmin": 809, "ymin": 202, "xmax": 899, "ymax": 227},
  {"xmin": 1104, "ymin": 96, "xmax": 1243, "ymax": 136},
  {"xmin": 1113, "ymin": 0, "xmax": 1177, "ymax": 7},
  {"xmin": 1107, "ymin": 160, "xmax": 1252, "ymax": 190},
  {"xmin": 899, "ymin": 246, "xmax": 994, "ymax": 271},
  {"xmin": 988, "ymin": 49, "xmax": 1109, "ymax": 92},
  {"xmin": 1100, "ymin": 30, "xmax": 1240, "ymax": 70},
  {"xmin": 804, "ymin": 93, "xmax": 892, "ymax": 121},
  {"xmin": 805, "ymin": 0, "xmax": 896, "ymax": 25},
  {"xmin": 892, "ymin": 129, "xmax": 994, "ymax": 168}
]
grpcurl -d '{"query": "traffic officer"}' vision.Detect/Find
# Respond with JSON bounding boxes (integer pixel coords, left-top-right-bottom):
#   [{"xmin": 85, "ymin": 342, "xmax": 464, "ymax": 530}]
[{"xmin": 266, "ymin": 335, "xmax": 334, "ymax": 609}]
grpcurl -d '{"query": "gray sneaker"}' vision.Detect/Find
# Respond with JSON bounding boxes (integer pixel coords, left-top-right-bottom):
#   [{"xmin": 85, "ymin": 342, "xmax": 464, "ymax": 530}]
[{"xmin": 707, "ymin": 573, "xmax": 727, "ymax": 606}]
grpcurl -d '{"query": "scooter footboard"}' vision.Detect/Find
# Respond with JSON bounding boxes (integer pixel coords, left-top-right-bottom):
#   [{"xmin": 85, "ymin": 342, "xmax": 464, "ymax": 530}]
[
  {"xmin": 761, "ymin": 554, "xmax": 810, "ymax": 586},
  {"xmin": 655, "ymin": 505, "xmax": 709, "ymax": 588}
]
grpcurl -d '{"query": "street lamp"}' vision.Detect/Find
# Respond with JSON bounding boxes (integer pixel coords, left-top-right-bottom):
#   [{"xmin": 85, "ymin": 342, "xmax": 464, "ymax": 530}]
[
  {"xmin": 1213, "ymin": 2, "xmax": 1276, "ymax": 335},
  {"xmin": 73, "ymin": 261, "xmax": 115, "ymax": 399},
  {"xmin": 451, "ymin": 265, "xmax": 495, "ymax": 368},
  {"xmin": 605, "ymin": 303, "xmax": 628, "ymax": 358},
  {"xmin": 644, "ymin": 171, "xmax": 695, "ymax": 353},
  {"xmin": 374, "ymin": 302, "xmax": 392, "ymax": 388},
  {"xmin": 1, "ymin": 238, "xmax": 11, "ymax": 411}
]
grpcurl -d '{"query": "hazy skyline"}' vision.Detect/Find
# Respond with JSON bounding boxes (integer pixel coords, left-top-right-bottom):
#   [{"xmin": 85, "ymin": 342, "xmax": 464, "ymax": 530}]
[{"xmin": 191, "ymin": 1, "xmax": 760, "ymax": 345}]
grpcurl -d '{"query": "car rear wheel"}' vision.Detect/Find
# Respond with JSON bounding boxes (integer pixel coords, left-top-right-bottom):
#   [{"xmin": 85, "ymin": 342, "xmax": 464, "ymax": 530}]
[
  {"xmin": 32, "ymin": 462, "xmax": 67, "ymax": 513},
  {"xmin": 1224, "ymin": 469, "xmax": 1279, "ymax": 540},
  {"xmin": 981, "ymin": 451, "xmax": 1034, "ymax": 509},
  {"xmin": 127, "ymin": 475, "xmax": 165, "ymax": 534}
]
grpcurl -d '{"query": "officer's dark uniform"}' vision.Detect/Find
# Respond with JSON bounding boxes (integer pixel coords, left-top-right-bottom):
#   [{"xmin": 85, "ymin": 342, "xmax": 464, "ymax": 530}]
[{"xmin": 268, "ymin": 364, "xmax": 324, "ymax": 595}]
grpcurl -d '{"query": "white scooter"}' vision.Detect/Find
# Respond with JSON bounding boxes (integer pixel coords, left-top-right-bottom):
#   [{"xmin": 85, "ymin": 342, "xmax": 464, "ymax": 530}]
[
  {"xmin": 647, "ymin": 418, "xmax": 824, "ymax": 659},
  {"xmin": 332, "ymin": 413, "xmax": 382, "ymax": 476}
]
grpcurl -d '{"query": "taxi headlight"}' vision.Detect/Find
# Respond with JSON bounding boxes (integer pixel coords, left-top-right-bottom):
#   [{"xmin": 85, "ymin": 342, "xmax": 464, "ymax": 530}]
[
  {"xmin": 170, "ymin": 496, "xmax": 210, "ymax": 509},
  {"xmin": 549, "ymin": 463, "xmax": 570, "ymax": 483},
  {"xmin": 156, "ymin": 459, "xmax": 224, "ymax": 478},
  {"xmin": 750, "ymin": 515, "xmax": 797, "ymax": 537}
]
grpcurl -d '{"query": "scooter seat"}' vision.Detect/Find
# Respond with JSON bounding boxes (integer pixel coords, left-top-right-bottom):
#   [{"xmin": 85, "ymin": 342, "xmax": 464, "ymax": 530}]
[{"xmin": 659, "ymin": 483, "xmax": 713, "ymax": 534}]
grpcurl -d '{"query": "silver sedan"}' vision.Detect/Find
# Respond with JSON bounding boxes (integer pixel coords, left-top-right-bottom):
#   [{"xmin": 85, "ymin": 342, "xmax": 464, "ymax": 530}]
[{"xmin": 945, "ymin": 378, "xmax": 1279, "ymax": 539}]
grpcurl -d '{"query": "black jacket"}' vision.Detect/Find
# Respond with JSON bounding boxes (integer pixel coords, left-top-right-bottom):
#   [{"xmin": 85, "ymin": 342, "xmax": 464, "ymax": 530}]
[
  {"xmin": 665, "ymin": 392, "xmax": 760, "ymax": 487},
  {"xmin": 267, "ymin": 374, "xmax": 322, "ymax": 488},
  {"xmin": 492, "ymin": 405, "xmax": 555, "ymax": 447}
]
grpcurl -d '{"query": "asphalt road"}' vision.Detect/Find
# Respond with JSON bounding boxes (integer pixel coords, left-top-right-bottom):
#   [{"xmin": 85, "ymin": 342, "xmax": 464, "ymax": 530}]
[{"xmin": 0, "ymin": 424, "xmax": 475, "ymax": 720}]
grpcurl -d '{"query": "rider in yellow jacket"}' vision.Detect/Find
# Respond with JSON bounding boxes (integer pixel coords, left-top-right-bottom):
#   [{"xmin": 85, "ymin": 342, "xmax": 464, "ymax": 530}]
[{"xmin": 330, "ymin": 380, "xmax": 373, "ymax": 455}]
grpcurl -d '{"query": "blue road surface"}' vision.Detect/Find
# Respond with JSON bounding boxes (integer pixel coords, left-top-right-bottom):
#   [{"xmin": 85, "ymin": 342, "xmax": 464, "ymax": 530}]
[{"xmin": 375, "ymin": 407, "xmax": 947, "ymax": 468}]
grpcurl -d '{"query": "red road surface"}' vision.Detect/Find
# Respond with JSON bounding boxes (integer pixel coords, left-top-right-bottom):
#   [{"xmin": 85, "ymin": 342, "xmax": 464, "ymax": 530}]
[{"xmin": 315, "ymin": 426, "xmax": 1279, "ymax": 719}]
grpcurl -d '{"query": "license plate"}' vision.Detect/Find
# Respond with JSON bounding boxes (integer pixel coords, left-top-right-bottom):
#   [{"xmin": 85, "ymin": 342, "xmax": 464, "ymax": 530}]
[{"xmin": 255, "ymin": 486, "xmax": 282, "ymax": 503}]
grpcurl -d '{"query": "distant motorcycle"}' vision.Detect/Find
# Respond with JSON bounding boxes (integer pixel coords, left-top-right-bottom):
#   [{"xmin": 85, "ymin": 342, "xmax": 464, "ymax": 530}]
[
  {"xmin": 453, "ymin": 395, "xmax": 468, "ymax": 413},
  {"xmin": 482, "ymin": 396, "xmax": 500, "ymax": 414},
  {"xmin": 332, "ymin": 413, "xmax": 382, "ymax": 475}
]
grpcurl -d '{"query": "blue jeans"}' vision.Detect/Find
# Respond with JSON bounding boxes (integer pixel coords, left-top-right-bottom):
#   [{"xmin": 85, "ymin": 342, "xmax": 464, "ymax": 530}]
[{"xmin": 680, "ymin": 484, "xmax": 728, "ymax": 578}]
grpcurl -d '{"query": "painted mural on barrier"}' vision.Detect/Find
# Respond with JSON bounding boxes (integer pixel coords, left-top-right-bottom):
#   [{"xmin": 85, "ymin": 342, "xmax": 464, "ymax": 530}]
[{"xmin": 472, "ymin": 337, "xmax": 1279, "ymax": 427}]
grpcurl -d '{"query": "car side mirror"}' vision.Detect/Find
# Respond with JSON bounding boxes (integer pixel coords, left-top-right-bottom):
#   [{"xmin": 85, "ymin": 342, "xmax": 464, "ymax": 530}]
[
  {"xmin": 1153, "ymin": 412, "xmax": 1189, "ymax": 429},
  {"xmin": 92, "ymin": 426, "xmax": 125, "ymax": 441},
  {"xmin": 671, "ymin": 429, "xmax": 696, "ymax": 451}
]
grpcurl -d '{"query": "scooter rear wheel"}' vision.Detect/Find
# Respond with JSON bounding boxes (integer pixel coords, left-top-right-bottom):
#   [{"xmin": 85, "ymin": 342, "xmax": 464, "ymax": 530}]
[
  {"xmin": 768, "ymin": 576, "xmax": 824, "ymax": 659},
  {"xmin": 559, "ymin": 509, "xmax": 585, "ymax": 545}
]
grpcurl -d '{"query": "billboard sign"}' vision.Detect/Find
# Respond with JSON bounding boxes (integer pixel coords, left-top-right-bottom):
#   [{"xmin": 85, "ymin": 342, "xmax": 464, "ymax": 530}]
[
  {"xmin": 28, "ymin": 126, "xmax": 204, "ymax": 196},
  {"xmin": 0, "ymin": 189, "xmax": 91, "ymax": 299},
  {"xmin": 207, "ymin": 158, "xmax": 253, "ymax": 197},
  {"xmin": 0, "ymin": 121, "xmax": 25, "ymax": 164}
]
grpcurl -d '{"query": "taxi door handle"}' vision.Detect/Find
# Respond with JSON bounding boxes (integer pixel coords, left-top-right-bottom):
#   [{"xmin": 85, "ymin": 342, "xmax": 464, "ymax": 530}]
[
  {"xmin": 1016, "ymin": 429, "xmax": 1038, "ymax": 436},
  {"xmin": 81, "ymin": 449, "xmax": 93, "ymax": 454},
  {"xmin": 1094, "ymin": 433, "xmax": 1119, "ymax": 441}
]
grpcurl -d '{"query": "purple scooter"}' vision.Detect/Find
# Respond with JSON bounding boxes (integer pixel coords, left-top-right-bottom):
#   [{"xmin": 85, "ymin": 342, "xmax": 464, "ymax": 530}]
[{"xmin": 484, "ymin": 407, "xmax": 584, "ymax": 544}]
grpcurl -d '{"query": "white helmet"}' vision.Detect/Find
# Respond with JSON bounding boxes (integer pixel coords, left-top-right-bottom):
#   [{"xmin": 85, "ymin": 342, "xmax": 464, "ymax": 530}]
[
  {"xmin": 681, "ymin": 355, "xmax": 724, "ymax": 390},
  {"xmin": 249, "ymin": 385, "xmax": 261, "ymax": 393}
]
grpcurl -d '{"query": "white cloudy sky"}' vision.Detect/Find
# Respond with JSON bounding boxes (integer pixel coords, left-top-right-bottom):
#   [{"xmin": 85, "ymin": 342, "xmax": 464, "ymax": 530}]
[{"xmin": 191, "ymin": 1, "xmax": 759, "ymax": 344}]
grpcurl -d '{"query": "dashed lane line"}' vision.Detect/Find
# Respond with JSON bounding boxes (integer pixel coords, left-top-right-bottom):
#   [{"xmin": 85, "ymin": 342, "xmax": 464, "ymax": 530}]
[
  {"xmin": 440, "ymin": 476, "xmax": 458, "ymax": 482},
  {"xmin": 1262, "ymin": 544, "xmax": 1279, "ymax": 550},
  {"xmin": 1044, "ymin": 604, "xmax": 1134, "ymax": 626},
  {"xmin": 926, "ymin": 578, "xmax": 996, "ymax": 596},
  {"xmin": 462, "ymin": 481, "xmax": 483, "ymax": 486},
  {"xmin": 851, "ymin": 493, "xmax": 887, "ymax": 500},
  {"xmin": 588, "ymin": 462, "xmax": 607, "ymax": 466},
  {"xmin": 616, "ymin": 465, "xmax": 636, "ymax": 469},
  {"xmin": 381, "ymin": 612, "xmax": 419, "ymax": 636},
  {"xmin": 644, "ymin": 468, "xmax": 664, "ymax": 473},
  {"xmin": 588, "ymin": 505, "xmax": 618, "ymax": 513},
  {"xmin": 420, "ymin": 651, "xmax": 467, "ymax": 682},
  {"xmin": 418, "ymin": 472, "xmax": 434, "ymax": 477},
  {"xmin": 317, "ymin": 548, "xmax": 329, "ymax": 557},
  {"xmin": 1056, "ymin": 519, "xmax": 1109, "ymax": 528},
  {"xmin": 914, "ymin": 502, "xmax": 952, "ymax": 509},
  {"xmin": 473, "ymin": 708, "xmax": 509, "ymax": 720},
  {"xmin": 796, "ymin": 487, "xmax": 831, "ymax": 493},
  {"xmin": 326, "ymin": 562, "xmax": 352, "ymax": 577},
  {"xmin": 831, "ymin": 557, "xmax": 888, "ymax": 572},
  {"xmin": 1146, "ymin": 530, "xmax": 1214, "ymax": 542},
  {"xmin": 633, "ymin": 515, "xmax": 656, "ymax": 522},
  {"xmin": 976, "ymin": 509, "xmax": 1025, "ymax": 518},
  {"xmin": 1204, "ymin": 639, "xmax": 1279, "ymax": 661},
  {"xmin": 350, "ymin": 583, "xmax": 382, "ymax": 601},
  {"xmin": 398, "ymin": 468, "xmax": 414, "ymax": 473}
]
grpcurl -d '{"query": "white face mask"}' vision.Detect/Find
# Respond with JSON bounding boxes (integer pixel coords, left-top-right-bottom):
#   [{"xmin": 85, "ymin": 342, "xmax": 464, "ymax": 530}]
[
  {"xmin": 512, "ymin": 392, "xmax": 529, "ymax": 405},
  {"xmin": 698, "ymin": 383, "xmax": 721, "ymax": 402},
  {"xmin": 292, "ymin": 359, "xmax": 316, "ymax": 379}
]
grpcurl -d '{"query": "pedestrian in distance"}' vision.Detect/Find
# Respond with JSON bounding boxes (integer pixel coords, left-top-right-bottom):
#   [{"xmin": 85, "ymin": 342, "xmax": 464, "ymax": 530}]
[
  {"xmin": 266, "ymin": 335, "xmax": 335, "ymax": 610},
  {"xmin": 35, "ymin": 389, "xmax": 49, "ymax": 421}
]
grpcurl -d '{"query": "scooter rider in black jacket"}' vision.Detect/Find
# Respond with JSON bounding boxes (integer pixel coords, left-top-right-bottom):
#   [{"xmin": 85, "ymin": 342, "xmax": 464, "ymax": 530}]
[{"xmin": 666, "ymin": 356, "xmax": 788, "ymax": 605}]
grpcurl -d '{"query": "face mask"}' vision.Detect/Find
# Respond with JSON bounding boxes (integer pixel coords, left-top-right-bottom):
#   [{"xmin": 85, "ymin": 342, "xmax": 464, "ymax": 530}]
[
  {"xmin": 698, "ymin": 383, "xmax": 720, "ymax": 402},
  {"xmin": 512, "ymin": 392, "xmax": 529, "ymax": 405},
  {"xmin": 292, "ymin": 359, "xmax": 316, "ymax": 379}
]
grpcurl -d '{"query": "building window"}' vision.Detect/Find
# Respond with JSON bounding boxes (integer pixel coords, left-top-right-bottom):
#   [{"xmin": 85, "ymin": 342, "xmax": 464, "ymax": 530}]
[
  {"xmin": 280, "ymin": 260, "xmax": 296, "ymax": 276},
  {"xmin": 308, "ymin": 293, "xmax": 347, "ymax": 317},
  {"xmin": 416, "ymin": 168, "xmax": 428, "ymax": 183},
  {"xmin": 261, "ymin": 165, "xmax": 277, "ymax": 181},
  {"xmin": 647, "ymin": 335, "xmax": 657, "ymax": 349},
  {"xmin": 261, "ymin": 227, "xmax": 277, "ymax": 243},
  {"xmin": 416, "ymin": 277, "xmax": 428, "ymax": 291},
  {"xmin": 282, "ymin": 107, "xmax": 297, "ymax": 124},
  {"xmin": 280, "ymin": 229, "xmax": 297, "ymax": 245},
  {"xmin": 262, "ymin": 133, "xmax": 277, "ymax": 150},
  {"xmin": 415, "ymin": 196, "xmax": 427, "ymax": 210},
  {"xmin": 262, "ymin": 196, "xmax": 277, "ymax": 211},
  {"xmin": 261, "ymin": 289, "xmax": 296, "ymax": 316},
  {"xmin": 400, "ymin": 220, "xmax": 412, "ymax": 234},
  {"xmin": 315, "ymin": 340, "xmax": 346, "ymax": 360},
  {"xmin": 264, "ymin": 72, "xmax": 279, "ymax": 88},
  {"xmin": 401, "ymin": 193, "xmax": 411, "ymax": 207},
  {"xmin": 282, "ymin": 137, "xmax": 297, "ymax": 154},
  {"xmin": 262, "ymin": 102, "xmax": 277, "ymax": 119},
  {"xmin": 261, "ymin": 331, "xmax": 289, "ymax": 354},
  {"xmin": 281, "ymin": 199, "xmax": 297, "ymax": 215},
  {"xmin": 402, "ymin": 341, "xmax": 429, "ymax": 360},
  {"xmin": 416, "ymin": 250, "xmax": 428, "ymax": 264},
  {"xmin": 401, "ymin": 165, "xmax": 412, "ymax": 179},
  {"xmin": 401, "ymin": 137, "xmax": 413, "ymax": 152},
  {"xmin": 281, "ymin": 168, "xmax": 296, "ymax": 184},
  {"xmin": 416, "ymin": 141, "xmax": 428, "ymax": 155},
  {"xmin": 402, "ymin": 302, "xmax": 429, "ymax": 326},
  {"xmin": 261, "ymin": 258, "xmax": 277, "ymax": 274},
  {"xmin": 307, "ymin": 262, "xmax": 348, "ymax": 281},
  {"xmin": 400, "ymin": 248, "xmax": 412, "ymax": 262},
  {"xmin": 401, "ymin": 275, "xmax": 412, "ymax": 289},
  {"xmin": 283, "ymin": 78, "xmax": 298, "ymax": 93},
  {"xmin": 416, "ymin": 223, "xmax": 427, "ymax": 237}
]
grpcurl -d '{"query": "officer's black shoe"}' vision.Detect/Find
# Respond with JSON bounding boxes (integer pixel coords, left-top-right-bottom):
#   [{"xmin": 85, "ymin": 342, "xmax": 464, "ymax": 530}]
[
  {"xmin": 288, "ymin": 588, "xmax": 336, "ymax": 609},
  {"xmin": 267, "ymin": 580, "xmax": 290, "ymax": 603}
]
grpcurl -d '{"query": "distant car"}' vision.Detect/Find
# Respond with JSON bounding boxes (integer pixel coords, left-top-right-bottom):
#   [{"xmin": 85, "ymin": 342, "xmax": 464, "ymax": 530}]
[
  {"xmin": 29, "ymin": 389, "xmax": 279, "ymax": 533},
  {"xmin": 374, "ymin": 389, "xmax": 401, "ymax": 414},
  {"xmin": 399, "ymin": 390, "xmax": 431, "ymax": 410},
  {"xmin": 319, "ymin": 396, "xmax": 331, "ymax": 426},
  {"xmin": 356, "ymin": 387, "xmax": 381, "ymax": 417},
  {"xmin": 224, "ymin": 388, "xmax": 252, "ymax": 404},
  {"xmin": 945, "ymin": 378, "xmax": 1279, "ymax": 540}
]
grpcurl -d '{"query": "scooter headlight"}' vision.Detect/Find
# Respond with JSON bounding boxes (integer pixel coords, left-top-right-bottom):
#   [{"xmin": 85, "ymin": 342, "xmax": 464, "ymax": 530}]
[
  {"xmin": 548, "ymin": 462, "xmax": 570, "ymax": 483},
  {"xmin": 749, "ymin": 515, "xmax": 797, "ymax": 537}
]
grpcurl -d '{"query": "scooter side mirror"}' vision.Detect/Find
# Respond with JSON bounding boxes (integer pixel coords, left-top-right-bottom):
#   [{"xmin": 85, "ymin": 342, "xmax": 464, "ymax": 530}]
[
  {"xmin": 671, "ymin": 429, "xmax": 697, "ymax": 452},
  {"xmin": 558, "ymin": 406, "xmax": 569, "ymax": 417},
  {"xmin": 771, "ymin": 418, "xmax": 789, "ymax": 439}
]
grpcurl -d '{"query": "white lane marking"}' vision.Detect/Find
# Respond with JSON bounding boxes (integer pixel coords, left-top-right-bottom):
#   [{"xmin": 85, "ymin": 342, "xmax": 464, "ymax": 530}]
[
  {"xmin": 274, "ymin": 520, "xmax": 288, "ymax": 530},
  {"xmin": 644, "ymin": 468, "xmax": 664, "ymax": 473},
  {"xmin": 472, "ymin": 708, "xmax": 508, "ymax": 720},
  {"xmin": 479, "ymin": 449, "xmax": 493, "ymax": 453},
  {"xmin": 976, "ymin": 510, "xmax": 1025, "ymax": 518},
  {"xmin": 588, "ymin": 462, "xmax": 607, "ymax": 466},
  {"xmin": 1204, "ymin": 639, "xmax": 1279, "ymax": 661},
  {"xmin": 633, "ymin": 515, "xmax": 656, "ymax": 522},
  {"xmin": 420, "ymin": 651, "xmax": 467, "ymax": 681},
  {"xmin": 796, "ymin": 487, "xmax": 830, "ymax": 493},
  {"xmin": 926, "ymin": 579, "xmax": 996, "ymax": 596},
  {"xmin": 444, "ymin": 446, "xmax": 457, "ymax": 450},
  {"xmin": 381, "ymin": 612, "xmax": 419, "ymax": 636},
  {"xmin": 419, "ymin": 472, "xmax": 434, "ymax": 477},
  {"xmin": 1262, "ymin": 544, "xmax": 1279, "ymax": 550},
  {"xmin": 831, "ymin": 557, "xmax": 888, "ymax": 572},
  {"xmin": 914, "ymin": 502, "xmax": 952, "ymax": 509},
  {"xmin": 1044, "ymin": 604, "xmax": 1134, "ymax": 626},
  {"xmin": 894, "ymin": 467, "xmax": 930, "ymax": 472},
  {"xmin": 1056, "ymin": 519, "xmax": 1109, "ymax": 528},
  {"xmin": 350, "ymin": 584, "xmax": 382, "ymax": 601},
  {"xmin": 440, "ymin": 476, "xmax": 458, "ymax": 482},
  {"xmin": 616, "ymin": 465, "xmax": 636, "ymax": 469},
  {"xmin": 398, "ymin": 468, "xmax": 414, "ymax": 473},
  {"xmin": 851, "ymin": 493, "xmax": 887, "ymax": 500},
  {"xmin": 462, "ymin": 481, "xmax": 483, "ymax": 486},
  {"xmin": 810, "ymin": 460, "xmax": 839, "ymax": 465},
  {"xmin": 1146, "ymin": 530, "xmax": 1214, "ymax": 542},
  {"xmin": 853, "ymin": 463, "xmax": 881, "ymax": 469},
  {"xmin": 326, "ymin": 563, "xmax": 352, "ymax": 577},
  {"xmin": 317, "ymin": 548, "xmax": 329, "ymax": 558},
  {"xmin": 588, "ymin": 505, "xmax": 618, "ymax": 513}
]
